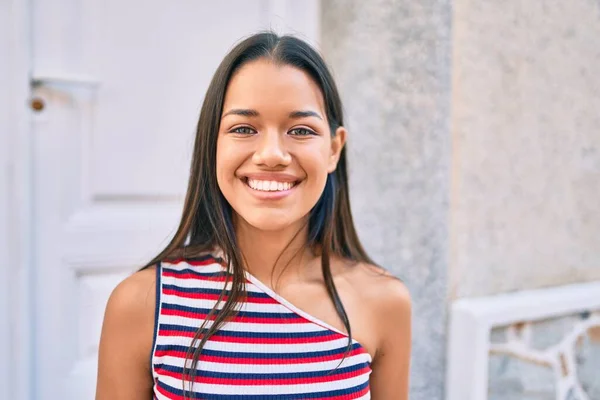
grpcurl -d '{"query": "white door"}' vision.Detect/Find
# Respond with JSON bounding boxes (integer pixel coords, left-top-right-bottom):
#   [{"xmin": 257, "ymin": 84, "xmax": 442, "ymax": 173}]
[{"xmin": 28, "ymin": 1, "xmax": 320, "ymax": 398}]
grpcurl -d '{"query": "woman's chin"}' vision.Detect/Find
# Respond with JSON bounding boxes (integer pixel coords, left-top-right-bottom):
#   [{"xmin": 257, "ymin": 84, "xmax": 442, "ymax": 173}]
[
  {"xmin": 245, "ymin": 219, "xmax": 293, "ymax": 233},
  {"xmin": 236, "ymin": 211, "xmax": 304, "ymax": 234}
]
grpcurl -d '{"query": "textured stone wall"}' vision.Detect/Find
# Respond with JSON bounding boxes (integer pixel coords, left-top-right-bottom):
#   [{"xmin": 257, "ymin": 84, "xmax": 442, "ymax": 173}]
[
  {"xmin": 321, "ymin": 0, "xmax": 600, "ymax": 398},
  {"xmin": 321, "ymin": 1, "xmax": 451, "ymax": 399},
  {"xmin": 450, "ymin": 0, "xmax": 600, "ymax": 299},
  {"xmin": 450, "ymin": 2, "xmax": 600, "ymax": 397}
]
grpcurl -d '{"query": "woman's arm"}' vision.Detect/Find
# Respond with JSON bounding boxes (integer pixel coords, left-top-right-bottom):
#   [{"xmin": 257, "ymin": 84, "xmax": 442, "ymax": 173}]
[
  {"xmin": 96, "ymin": 266, "xmax": 157, "ymax": 400},
  {"xmin": 368, "ymin": 278, "xmax": 412, "ymax": 399}
]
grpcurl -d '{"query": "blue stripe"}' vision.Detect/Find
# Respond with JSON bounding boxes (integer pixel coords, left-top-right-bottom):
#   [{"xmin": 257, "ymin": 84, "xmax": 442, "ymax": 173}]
[
  {"xmin": 155, "ymin": 342, "xmax": 363, "ymax": 360},
  {"xmin": 214, "ymin": 329, "xmax": 336, "ymax": 339},
  {"xmin": 158, "ymin": 323, "xmax": 198, "ymax": 333},
  {"xmin": 158, "ymin": 324, "xmax": 334, "ymax": 339},
  {"xmin": 161, "ymin": 302, "xmax": 301, "ymax": 319},
  {"xmin": 162, "ymin": 284, "xmax": 272, "ymax": 299},
  {"xmin": 155, "ymin": 362, "xmax": 367, "ymax": 380},
  {"xmin": 186, "ymin": 254, "xmax": 219, "ymax": 262},
  {"xmin": 164, "ymin": 268, "xmax": 228, "ymax": 278},
  {"xmin": 157, "ymin": 379, "xmax": 369, "ymax": 399}
]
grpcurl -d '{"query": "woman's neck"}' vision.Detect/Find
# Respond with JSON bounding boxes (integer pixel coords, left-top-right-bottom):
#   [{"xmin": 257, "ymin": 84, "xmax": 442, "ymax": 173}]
[{"xmin": 233, "ymin": 215, "xmax": 318, "ymax": 289}]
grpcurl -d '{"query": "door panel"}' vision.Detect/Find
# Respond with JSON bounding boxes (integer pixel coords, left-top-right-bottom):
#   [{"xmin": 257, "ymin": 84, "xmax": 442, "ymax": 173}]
[
  {"xmin": 30, "ymin": 0, "xmax": 320, "ymax": 398},
  {"xmin": 90, "ymin": 1, "xmax": 265, "ymax": 196}
]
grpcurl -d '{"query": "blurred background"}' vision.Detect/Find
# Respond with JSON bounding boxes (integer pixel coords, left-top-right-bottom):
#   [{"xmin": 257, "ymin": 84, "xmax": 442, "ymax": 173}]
[{"xmin": 1, "ymin": 0, "xmax": 599, "ymax": 399}]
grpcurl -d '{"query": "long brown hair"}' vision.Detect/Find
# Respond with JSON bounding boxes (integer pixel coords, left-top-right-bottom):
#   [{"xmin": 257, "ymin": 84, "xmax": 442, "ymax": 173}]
[{"xmin": 144, "ymin": 31, "xmax": 374, "ymax": 397}]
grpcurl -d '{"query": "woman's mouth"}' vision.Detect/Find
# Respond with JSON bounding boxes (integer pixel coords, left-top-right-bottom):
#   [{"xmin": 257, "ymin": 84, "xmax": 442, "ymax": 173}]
[
  {"xmin": 240, "ymin": 176, "xmax": 301, "ymax": 200},
  {"xmin": 245, "ymin": 178, "xmax": 298, "ymax": 192}
]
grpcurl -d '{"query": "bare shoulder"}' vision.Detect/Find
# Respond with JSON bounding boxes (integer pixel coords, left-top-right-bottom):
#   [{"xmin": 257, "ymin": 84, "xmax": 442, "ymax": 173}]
[
  {"xmin": 106, "ymin": 266, "xmax": 157, "ymax": 323},
  {"xmin": 102, "ymin": 265, "xmax": 157, "ymax": 340},
  {"xmin": 335, "ymin": 260, "xmax": 411, "ymax": 397},
  {"xmin": 100, "ymin": 265, "xmax": 158, "ymax": 363},
  {"xmin": 346, "ymin": 261, "xmax": 412, "ymax": 348},
  {"xmin": 347, "ymin": 262, "xmax": 411, "ymax": 311},
  {"xmin": 96, "ymin": 266, "xmax": 157, "ymax": 399}
]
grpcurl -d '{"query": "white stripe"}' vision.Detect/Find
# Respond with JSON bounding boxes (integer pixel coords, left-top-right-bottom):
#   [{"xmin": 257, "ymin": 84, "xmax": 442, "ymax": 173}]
[
  {"xmin": 158, "ymin": 314, "xmax": 331, "ymax": 333},
  {"xmin": 161, "ymin": 293, "xmax": 296, "ymax": 314},
  {"xmin": 158, "ymin": 336, "xmax": 352, "ymax": 354},
  {"xmin": 158, "ymin": 373, "xmax": 370, "ymax": 395},
  {"xmin": 161, "ymin": 275, "xmax": 269, "ymax": 294},
  {"xmin": 153, "ymin": 384, "xmax": 171, "ymax": 400},
  {"xmin": 154, "ymin": 353, "xmax": 371, "ymax": 373},
  {"xmin": 161, "ymin": 275, "xmax": 234, "ymax": 290},
  {"xmin": 162, "ymin": 261, "xmax": 224, "ymax": 272}
]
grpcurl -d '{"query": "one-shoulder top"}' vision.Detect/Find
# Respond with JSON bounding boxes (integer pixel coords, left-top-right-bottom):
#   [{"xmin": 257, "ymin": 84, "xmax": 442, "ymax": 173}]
[{"xmin": 151, "ymin": 253, "xmax": 372, "ymax": 399}]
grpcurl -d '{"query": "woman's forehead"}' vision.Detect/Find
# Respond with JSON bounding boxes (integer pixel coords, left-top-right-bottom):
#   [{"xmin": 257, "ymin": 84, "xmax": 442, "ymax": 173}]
[{"xmin": 223, "ymin": 59, "xmax": 326, "ymax": 115}]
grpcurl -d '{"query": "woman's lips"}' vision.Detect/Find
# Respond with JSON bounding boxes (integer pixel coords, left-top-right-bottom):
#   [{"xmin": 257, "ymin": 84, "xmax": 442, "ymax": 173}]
[
  {"xmin": 241, "ymin": 177, "xmax": 300, "ymax": 200},
  {"xmin": 246, "ymin": 178, "xmax": 297, "ymax": 192}
]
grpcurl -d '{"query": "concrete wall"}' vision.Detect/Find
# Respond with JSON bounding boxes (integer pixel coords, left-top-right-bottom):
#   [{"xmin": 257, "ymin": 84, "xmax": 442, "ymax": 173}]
[
  {"xmin": 322, "ymin": 0, "xmax": 600, "ymax": 399},
  {"xmin": 322, "ymin": 1, "xmax": 452, "ymax": 399},
  {"xmin": 450, "ymin": 0, "xmax": 600, "ymax": 299}
]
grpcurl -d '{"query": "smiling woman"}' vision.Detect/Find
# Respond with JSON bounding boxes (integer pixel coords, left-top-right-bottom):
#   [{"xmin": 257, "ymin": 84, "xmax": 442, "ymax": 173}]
[
  {"xmin": 96, "ymin": 32, "xmax": 411, "ymax": 400},
  {"xmin": 217, "ymin": 59, "xmax": 343, "ymax": 232}
]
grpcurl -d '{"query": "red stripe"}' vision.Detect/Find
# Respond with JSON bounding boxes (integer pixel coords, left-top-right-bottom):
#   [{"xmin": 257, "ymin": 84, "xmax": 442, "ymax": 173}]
[
  {"xmin": 315, "ymin": 383, "xmax": 371, "ymax": 400},
  {"xmin": 209, "ymin": 333, "xmax": 338, "ymax": 344},
  {"xmin": 161, "ymin": 308, "xmax": 305, "ymax": 324},
  {"xmin": 167, "ymin": 257, "xmax": 221, "ymax": 267},
  {"xmin": 155, "ymin": 366, "xmax": 371, "ymax": 386},
  {"xmin": 162, "ymin": 270, "xmax": 231, "ymax": 282},
  {"xmin": 155, "ymin": 383, "xmax": 185, "ymax": 400},
  {"xmin": 154, "ymin": 347, "xmax": 367, "ymax": 365},
  {"xmin": 158, "ymin": 329, "xmax": 338, "ymax": 344},
  {"xmin": 162, "ymin": 288, "xmax": 276, "ymax": 304}
]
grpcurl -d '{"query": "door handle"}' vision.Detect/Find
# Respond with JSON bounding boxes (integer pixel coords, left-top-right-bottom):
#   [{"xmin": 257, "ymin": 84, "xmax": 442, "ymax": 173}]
[{"xmin": 29, "ymin": 74, "xmax": 100, "ymax": 112}]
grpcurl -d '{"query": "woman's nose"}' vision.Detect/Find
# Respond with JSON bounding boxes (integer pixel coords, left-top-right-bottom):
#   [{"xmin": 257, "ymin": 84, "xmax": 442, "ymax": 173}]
[{"xmin": 252, "ymin": 131, "xmax": 292, "ymax": 167}]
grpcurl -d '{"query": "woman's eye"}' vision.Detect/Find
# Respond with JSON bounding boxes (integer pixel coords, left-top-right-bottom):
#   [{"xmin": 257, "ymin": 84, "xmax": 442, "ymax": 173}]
[
  {"xmin": 289, "ymin": 128, "xmax": 316, "ymax": 136},
  {"xmin": 231, "ymin": 126, "xmax": 255, "ymax": 135}
]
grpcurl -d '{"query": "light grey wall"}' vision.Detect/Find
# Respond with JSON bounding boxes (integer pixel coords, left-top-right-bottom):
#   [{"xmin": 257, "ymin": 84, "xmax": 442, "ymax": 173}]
[
  {"xmin": 449, "ymin": 0, "xmax": 600, "ymax": 299},
  {"xmin": 322, "ymin": 0, "xmax": 600, "ymax": 398},
  {"xmin": 321, "ymin": 1, "xmax": 452, "ymax": 399}
]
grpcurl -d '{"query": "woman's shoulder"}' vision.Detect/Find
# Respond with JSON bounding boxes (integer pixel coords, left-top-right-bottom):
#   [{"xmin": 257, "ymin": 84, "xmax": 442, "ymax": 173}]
[
  {"xmin": 97, "ymin": 266, "xmax": 158, "ymax": 396},
  {"xmin": 344, "ymin": 261, "xmax": 411, "ymax": 365},
  {"xmin": 348, "ymin": 261, "xmax": 411, "ymax": 312},
  {"xmin": 100, "ymin": 265, "xmax": 157, "ymax": 358},
  {"xmin": 107, "ymin": 266, "xmax": 157, "ymax": 318}
]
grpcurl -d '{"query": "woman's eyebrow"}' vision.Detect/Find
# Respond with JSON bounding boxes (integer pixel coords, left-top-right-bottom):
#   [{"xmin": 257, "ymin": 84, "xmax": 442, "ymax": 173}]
[
  {"xmin": 221, "ymin": 109, "xmax": 259, "ymax": 119},
  {"xmin": 221, "ymin": 109, "xmax": 323, "ymax": 120},
  {"xmin": 289, "ymin": 110, "xmax": 323, "ymax": 120}
]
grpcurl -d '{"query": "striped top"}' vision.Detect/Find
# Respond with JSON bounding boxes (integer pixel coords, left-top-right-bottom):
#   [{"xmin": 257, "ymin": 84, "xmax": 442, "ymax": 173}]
[{"xmin": 151, "ymin": 253, "xmax": 372, "ymax": 399}]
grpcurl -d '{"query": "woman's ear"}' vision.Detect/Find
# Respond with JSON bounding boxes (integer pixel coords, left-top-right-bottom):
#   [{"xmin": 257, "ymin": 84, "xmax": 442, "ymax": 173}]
[{"xmin": 327, "ymin": 126, "xmax": 347, "ymax": 173}]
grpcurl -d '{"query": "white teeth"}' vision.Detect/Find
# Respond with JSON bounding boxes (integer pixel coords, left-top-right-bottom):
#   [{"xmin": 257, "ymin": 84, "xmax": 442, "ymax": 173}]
[{"xmin": 247, "ymin": 179, "xmax": 295, "ymax": 192}]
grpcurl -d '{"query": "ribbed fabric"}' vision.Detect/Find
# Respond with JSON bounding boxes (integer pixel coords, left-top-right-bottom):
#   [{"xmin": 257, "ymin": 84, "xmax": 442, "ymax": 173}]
[{"xmin": 151, "ymin": 253, "xmax": 372, "ymax": 399}]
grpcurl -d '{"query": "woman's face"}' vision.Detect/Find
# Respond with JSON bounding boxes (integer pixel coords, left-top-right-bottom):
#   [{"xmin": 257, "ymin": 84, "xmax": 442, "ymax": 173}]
[{"xmin": 216, "ymin": 59, "xmax": 346, "ymax": 233}]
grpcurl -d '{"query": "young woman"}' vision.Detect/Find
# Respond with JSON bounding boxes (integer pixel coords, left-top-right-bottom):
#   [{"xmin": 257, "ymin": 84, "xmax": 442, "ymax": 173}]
[{"xmin": 96, "ymin": 32, "xmax": 411, "ymax": 399}]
